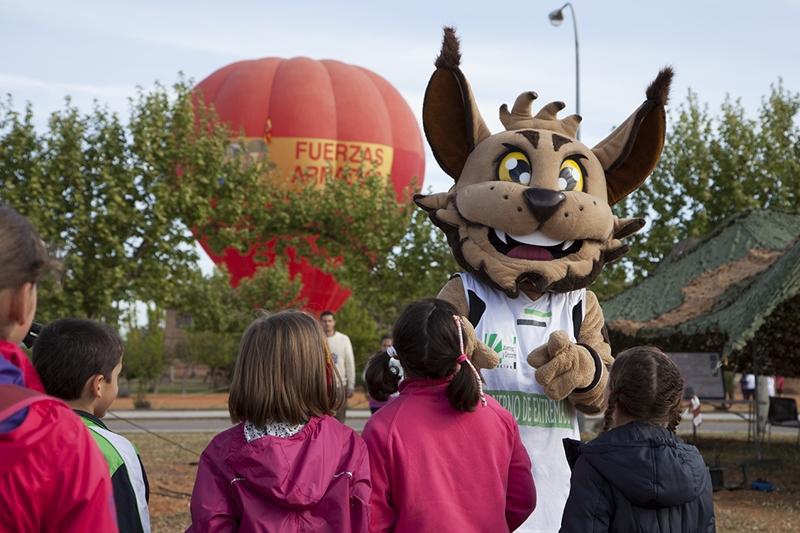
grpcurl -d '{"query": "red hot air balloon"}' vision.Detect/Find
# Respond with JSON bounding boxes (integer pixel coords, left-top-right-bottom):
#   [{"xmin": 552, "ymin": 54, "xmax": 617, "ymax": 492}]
[{"xmin": 194, "ymin": 57, "xmax": 425, "ymax": 314}]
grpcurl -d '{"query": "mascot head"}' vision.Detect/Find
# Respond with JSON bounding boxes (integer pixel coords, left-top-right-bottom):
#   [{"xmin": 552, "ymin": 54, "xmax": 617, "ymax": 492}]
[{"xmin": 415, "ymin": 28, "xmax": 672, "ymax": 297}]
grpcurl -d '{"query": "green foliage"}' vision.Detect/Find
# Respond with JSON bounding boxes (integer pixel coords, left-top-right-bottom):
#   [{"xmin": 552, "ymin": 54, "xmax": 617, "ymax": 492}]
[
  {"xmin": 0, "ymin": 74, "xmax": 414, "ymax": 334},
  {"xmin": 0, "ymin": 72, "xmax": 449, "ymax": 382},
  {"xmin": 601, "ymin": 81, "xmax": 800, "ymax": 300},
  {"xmin": 314, "ymin": 204, "xmax": 458, "ymax": 377},
  {"xmin": 334, "ymin": 295, "xmax": 381, "ymax": 381},
  {"xmin": 346, "ymin": 205, "xmax": 458, "ymax": 328},
  {"xmin": 124, "ymin": 325, "xmax": 166, "ymax": 402},
  {"xmin": 235, "ymin": 259, "xmax": 305, "ymax": 313},
  {"xmin": 178, "ymin": 329, "xmax": 238, "ymax": 380},
  {"xmin": 0, "ymin": 79, "xmax": 277, "ymax": 323},
  {"xmin": 169, "ymin": 260, "xmax": 303, "ymax": 376}
]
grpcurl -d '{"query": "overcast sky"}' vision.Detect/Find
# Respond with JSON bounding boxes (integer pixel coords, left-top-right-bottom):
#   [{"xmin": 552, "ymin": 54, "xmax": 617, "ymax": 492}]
[{"xmin": 2, "ymin": 0, "xmax": 797, "ymax": 269}]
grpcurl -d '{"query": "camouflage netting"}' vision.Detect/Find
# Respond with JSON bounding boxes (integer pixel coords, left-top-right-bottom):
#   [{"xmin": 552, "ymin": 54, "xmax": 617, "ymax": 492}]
[{"xmin": 605, "ymin": 210, "xmax": 800, "ymax": 376}]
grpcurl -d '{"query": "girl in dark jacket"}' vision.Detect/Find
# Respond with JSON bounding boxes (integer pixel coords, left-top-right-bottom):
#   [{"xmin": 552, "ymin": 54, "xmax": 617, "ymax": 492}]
[{"xmin": 560, "ymin": 346, "xmax": 715, "ymax": 533}]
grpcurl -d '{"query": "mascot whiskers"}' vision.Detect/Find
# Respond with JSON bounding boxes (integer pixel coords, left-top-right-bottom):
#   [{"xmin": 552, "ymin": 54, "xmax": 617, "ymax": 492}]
[{"xmin": 416, "ymin": 27, "xmax": 672, "ymax": 532}]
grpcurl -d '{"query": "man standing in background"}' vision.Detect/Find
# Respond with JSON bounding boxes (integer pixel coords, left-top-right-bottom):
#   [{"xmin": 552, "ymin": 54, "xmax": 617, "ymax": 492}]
[{"xmin": 320, "ymin": 310, "xmax": 355, "ymax": 423}]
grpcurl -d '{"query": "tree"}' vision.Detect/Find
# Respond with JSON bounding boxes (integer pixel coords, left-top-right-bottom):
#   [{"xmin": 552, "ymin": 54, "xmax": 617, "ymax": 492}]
[
  {"xmin": 336, "ymin": 204, "xmax": 459, "ymax": 371},
  {"xmin": 595, "ymin": 81, "xmax": 800, "ymax": 300},
  {"xmin": 356, "ymin": 205, "xmax": 457, "ymax": 325},
  {"xmin": 0, "ymin": 81, "xmax": 278, "ymax": 323},
  {"xmin": 167, "ymin": 259, "xmax": 304, "ymax": 383},
  {"xmin": 0, "ymin": 77, "xmax": 413, "ymax": 326},
  {"xmin": 124, "ymin": 325, "xmax": 166, "ymax": 408}
]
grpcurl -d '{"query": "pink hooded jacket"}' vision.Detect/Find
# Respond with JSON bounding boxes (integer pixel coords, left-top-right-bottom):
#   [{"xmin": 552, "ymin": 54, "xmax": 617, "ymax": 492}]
[
  {"xmin": 362, "ymin": 377, "xmax": 536, "ymax": 532},
  {"xmin": 187, "ymin": 415, "xmax": 370, "ymax": 532},
  {"xmin": 0, "ymin": 384, "xmax": 118, "ymax": 533}
]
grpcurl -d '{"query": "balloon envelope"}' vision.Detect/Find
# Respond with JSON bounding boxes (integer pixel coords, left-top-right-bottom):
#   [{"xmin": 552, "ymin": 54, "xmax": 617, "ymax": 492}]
[{"xmin": 194, "ymin": 57, "xmax": 425, "ymax": 313}]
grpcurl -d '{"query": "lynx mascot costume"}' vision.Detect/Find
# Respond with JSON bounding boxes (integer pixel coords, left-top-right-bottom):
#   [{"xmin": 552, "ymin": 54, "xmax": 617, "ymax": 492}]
[{"xmin": 416, "ymin": 28, "xmax": 672, "ymax": 532}]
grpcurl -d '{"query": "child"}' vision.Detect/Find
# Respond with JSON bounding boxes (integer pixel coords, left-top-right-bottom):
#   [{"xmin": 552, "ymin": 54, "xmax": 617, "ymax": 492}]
[
  {"xmin": 0, "ymin": 203, "xmax": 117, "ymax": 532},
  {"xmin": 33, "ymin": 318, "xmax": 150, "ymax": 533},
  {"xmin": 363, "ymin": 298, "xmax": 536, "ymax": 532},
  {"xmin": 560, "ymin": 346, "xmax": 715, "ymax": 532},
  {"xmin": 188, "ymin": 311, "xmax": 371, "ymax": 532},
  {"xmin": 365, "ymin": 334, "xmax": 399, "ymax": 414},
  {"xmin": 0, "ymin": 205, "xmax": 46, "ymax": 393}
]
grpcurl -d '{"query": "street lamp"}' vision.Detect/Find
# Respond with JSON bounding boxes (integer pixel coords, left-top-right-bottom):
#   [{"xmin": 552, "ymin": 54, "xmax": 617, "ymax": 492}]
[{"xmin": 549, "ymin": 2, "xmax": 580, "ymax": 139}]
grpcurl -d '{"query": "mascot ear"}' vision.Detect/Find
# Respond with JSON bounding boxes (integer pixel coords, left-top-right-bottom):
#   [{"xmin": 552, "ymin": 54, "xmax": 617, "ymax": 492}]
[
  {"xmin": 423, "ymin": 27, "xmax": 491, "ymax": 180},
  {"xmin": 593, "ymin": 67, "xmax": 673, "ymax": 205}
]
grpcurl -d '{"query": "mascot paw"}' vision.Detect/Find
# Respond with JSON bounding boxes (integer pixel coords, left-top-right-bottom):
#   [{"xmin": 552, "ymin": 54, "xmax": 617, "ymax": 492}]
[
  {"xmin": 527, "ymin": 330, "xmax": 595, "ymax": 401},
  {"xmin": 460, "ymin": 316, "xmax": 500, "ymax": 369}
]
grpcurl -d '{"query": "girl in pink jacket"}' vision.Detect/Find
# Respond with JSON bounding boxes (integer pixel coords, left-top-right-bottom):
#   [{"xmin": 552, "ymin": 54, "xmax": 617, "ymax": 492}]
[
  {"xmin": 188, "ymin": 311, "xmax": 371, "ymax": 532},
  {"xmin": 363, "ymin": 298, "xmax": 536, "ymax": 532}
]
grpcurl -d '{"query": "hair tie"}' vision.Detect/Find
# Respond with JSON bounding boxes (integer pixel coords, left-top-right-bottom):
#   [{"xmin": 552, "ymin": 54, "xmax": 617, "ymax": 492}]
[
  {"xmin": 386, "ymin": 345, "xmax": 398, "ymax": 359},
  {"xmin": 452, "ymin": 315, "xmax": 487, "ymax": 406}
]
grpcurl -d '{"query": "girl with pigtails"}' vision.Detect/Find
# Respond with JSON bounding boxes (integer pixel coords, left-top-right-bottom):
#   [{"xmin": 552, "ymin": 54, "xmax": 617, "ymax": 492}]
[
  {"xmin": 560, "ymin": 347, "xmax": 716, "ymax": 533},
  {"xmin": 362, "ymin": 298, "xmax": 536, "ymax": 533}
]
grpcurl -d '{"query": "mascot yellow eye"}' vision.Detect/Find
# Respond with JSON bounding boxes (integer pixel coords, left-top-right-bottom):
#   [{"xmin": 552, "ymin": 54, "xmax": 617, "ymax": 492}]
[
  {"xmin": 558, "ymin": 159, "xmax": 584, "ymax": 192},
  {"xmin": 498, "ymin": 151, "xmax": 532, "ymax": 185}
]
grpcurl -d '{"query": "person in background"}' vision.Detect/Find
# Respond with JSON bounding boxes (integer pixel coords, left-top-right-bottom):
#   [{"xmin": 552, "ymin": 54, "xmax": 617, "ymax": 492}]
[
  {"xmin": 741, "ymin": 373, "xmax": 756, "ymax": 401},
  {"xmin": 363, "ymin": 298, "xmax": 535, "ymax": 532},
  {"xmin": 320, "ymin": 310, "xmax": 355, "ymax": 423},
  {"xmin": 188, "ymin": 311, "xmax": 370, "ymax": 532},
  {"xmin": 721, "ymin": 355, "xmax": 735, "ymax": 410},
  {"xmin": 0, "ymin": 203, "xmax": 117, "ymax": 532},
  {"xmin": 33, "ymin": 318, "xmax": 150, "ymax": 533},
  {"xmin": 366, "ymin": 334, "xmax": 398, "ymax": 414},
  {"xmin": 560, "ymin": 346, "xmax": 715, "ymax": 532}
]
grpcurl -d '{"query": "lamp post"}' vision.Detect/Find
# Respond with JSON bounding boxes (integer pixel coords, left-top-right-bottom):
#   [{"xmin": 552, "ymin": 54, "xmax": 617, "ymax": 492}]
[{"xmin": 549, "ymin": 2, "xmax": 580, "ymax": 139}]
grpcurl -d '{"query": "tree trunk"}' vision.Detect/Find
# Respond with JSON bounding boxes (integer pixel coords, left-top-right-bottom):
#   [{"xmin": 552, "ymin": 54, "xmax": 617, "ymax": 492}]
[{"xmin": 756, "ymin": 375, "xmax": 770, "ymax": 437}]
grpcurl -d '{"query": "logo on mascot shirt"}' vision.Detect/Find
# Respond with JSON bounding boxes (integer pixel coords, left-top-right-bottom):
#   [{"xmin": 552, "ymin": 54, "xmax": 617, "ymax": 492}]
[
  {"xmin": 516, "ymin": 307, "xmax": 551, "ymax": 327},
  {"xmin": 483, "ymin": 333, "xmax": 518, "ymax": 371}
]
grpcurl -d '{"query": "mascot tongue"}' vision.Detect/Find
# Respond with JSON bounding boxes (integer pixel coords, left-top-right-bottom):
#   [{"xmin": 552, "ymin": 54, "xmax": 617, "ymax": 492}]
[{"xmin": 508, "ymin": 245, "xmax": 554, "ymax": 261}]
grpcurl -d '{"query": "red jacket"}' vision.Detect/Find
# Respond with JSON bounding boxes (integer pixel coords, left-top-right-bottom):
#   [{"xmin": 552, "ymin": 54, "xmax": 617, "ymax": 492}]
[
  {"xmin": 188, "ymin": 415, "xmax": 371, "ymax": 532},
  {"xmin": 0, "ymin": 384, "xmax": 118, "ymax": 532},
  {"xmin": 362, "ymin": 377, "xmax": 536, "ymax": 533},
  {"xmin": 0, "ymin": 339, "xmax": 45, "ymax": 393}
]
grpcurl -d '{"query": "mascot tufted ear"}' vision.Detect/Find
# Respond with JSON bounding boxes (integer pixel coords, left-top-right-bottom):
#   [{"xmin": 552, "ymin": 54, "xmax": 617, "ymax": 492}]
[
  {"xmin": 593, "ymin": 67, "xmax": 673, "ymax": 205},
  {"xmin": 423, "ymin": 27, "xmax": 491, "ymax": 180}
]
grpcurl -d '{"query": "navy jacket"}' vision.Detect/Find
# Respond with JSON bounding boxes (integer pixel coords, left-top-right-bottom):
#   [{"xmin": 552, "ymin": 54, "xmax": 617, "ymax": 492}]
[{"xmin": 560, "ymin": 421, "xmax": 715, "ymax": 533}]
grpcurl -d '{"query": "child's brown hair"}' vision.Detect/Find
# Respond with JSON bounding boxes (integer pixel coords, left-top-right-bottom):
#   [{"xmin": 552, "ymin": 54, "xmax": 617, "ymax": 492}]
[
  {"xmin": 228, "ymin": 310, "xmax": 343, "ymax": 426},
  {"xmin": 0, "ymin": 204, "xmax": 50, "ymax": 291},
  {"xmin": 602, "ymin": 346, "xmax": 684, "ymax": 433}
]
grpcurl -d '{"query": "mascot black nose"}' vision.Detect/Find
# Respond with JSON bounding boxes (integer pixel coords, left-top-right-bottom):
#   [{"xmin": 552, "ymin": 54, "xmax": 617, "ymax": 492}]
[{"xmin": 523, "ymin": 188, "xmax": 566, "ymax": 222}]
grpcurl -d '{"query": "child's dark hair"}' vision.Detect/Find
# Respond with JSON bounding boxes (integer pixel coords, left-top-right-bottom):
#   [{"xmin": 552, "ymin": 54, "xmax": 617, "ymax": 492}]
[
  {"xmin": 365, "ymin": 298, "xmax": 481, "ymax": 412},
  {"xmin": 0, "ymin": 203, "xmax": 50, "ymax": 290},
  {"xmin": 602, "ymin": 346, "xmax": 684, "ymax": 433},
  {"xmin": 32, "ymin": 318, "xmax": 124, "ymax": 400}
]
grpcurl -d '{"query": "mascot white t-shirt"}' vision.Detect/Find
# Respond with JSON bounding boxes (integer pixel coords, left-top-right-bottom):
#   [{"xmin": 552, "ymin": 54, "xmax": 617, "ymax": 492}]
[{"xmin": 460, "ymin": 272, "xmax": 583, "ymax": 533}]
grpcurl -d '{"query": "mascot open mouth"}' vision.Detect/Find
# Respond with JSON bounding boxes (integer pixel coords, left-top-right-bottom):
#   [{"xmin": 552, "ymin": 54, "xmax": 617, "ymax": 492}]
[{"xmin": 489, "ymin": 228, "xmax": 583, "ymax": 261}]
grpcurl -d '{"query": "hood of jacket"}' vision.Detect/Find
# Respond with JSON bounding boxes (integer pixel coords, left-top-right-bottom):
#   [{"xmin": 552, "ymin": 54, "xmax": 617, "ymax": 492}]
[
  {"xmin": 0, "ymin": 391, "xmax": 66, "ymax": 476},
  {"xmin": 565, "ymin": 421, "xmax": 708, "ymax": 508},
  {"xmin": 213, "ymin": 415, "xmax": 362, "ymax": 510}
]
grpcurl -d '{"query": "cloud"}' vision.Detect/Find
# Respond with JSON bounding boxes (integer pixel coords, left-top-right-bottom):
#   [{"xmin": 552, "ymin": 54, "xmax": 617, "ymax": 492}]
[{"xmin": 0, "ymin": 73, "xmax": 134, "ymax": 100}]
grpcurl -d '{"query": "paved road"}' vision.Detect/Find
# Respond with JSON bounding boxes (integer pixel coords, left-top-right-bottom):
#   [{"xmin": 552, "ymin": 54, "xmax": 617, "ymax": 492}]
[{"xmin": 105, "ymin": 410, "xmax": 799, "ymax": 440}]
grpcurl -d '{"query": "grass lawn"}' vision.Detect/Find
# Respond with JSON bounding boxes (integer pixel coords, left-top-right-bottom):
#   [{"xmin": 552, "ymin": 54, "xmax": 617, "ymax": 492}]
[{"xmin": 130, "ymin": 432, "xmax": 800, "ymax": 532}]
